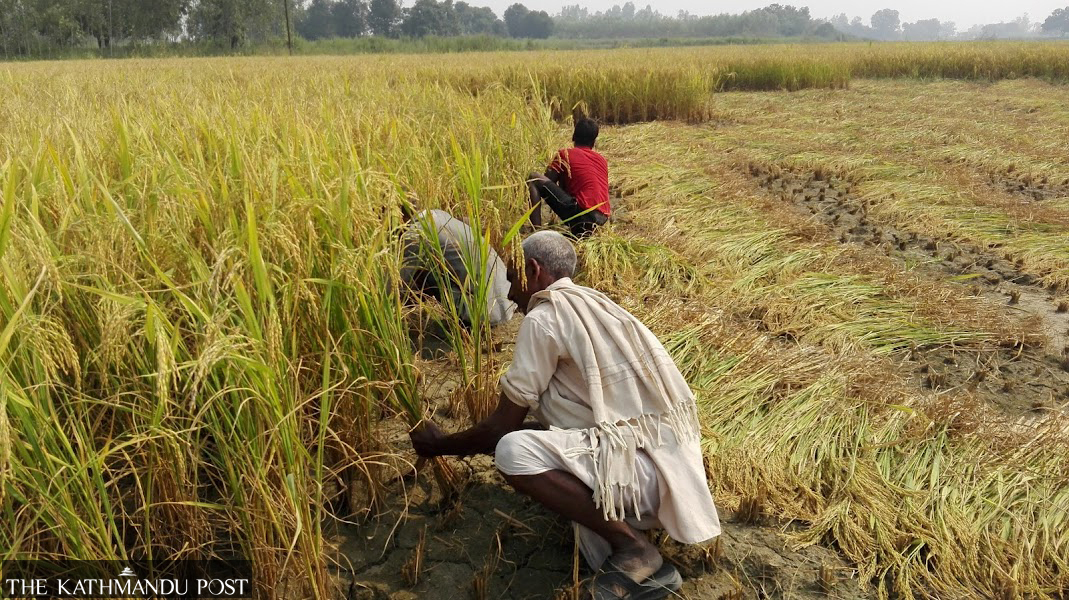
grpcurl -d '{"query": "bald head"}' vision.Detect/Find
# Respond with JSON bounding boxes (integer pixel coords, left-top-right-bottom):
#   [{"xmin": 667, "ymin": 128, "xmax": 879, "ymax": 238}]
[{"xmin": 521, "ymin": 231, "xmax": 577, "ymax": 280}]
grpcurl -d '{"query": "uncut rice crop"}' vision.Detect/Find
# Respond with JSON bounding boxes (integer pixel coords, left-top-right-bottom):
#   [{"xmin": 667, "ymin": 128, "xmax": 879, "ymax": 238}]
[
  {"xmin": 375, "ymin": 42, "xmax": 1069, "ymax": 124},
  {"xmin": 845, "ymin": 41, "xmax": 1069, "ymax": 81},
  {"xmin": 0, "ymin": 57, "xmax": 553, "ymax": 596}
]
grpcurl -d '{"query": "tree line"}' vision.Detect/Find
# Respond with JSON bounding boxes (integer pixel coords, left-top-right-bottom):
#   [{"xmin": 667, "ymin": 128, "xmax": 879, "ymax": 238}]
[
  {"xmin": 553, "ymin": 3, "xmax": 841, "ymax": 39},
  {"xmin": 1, "ymin": 1, "xmax": 1067, "ymax": 59},
  {"xmin": 296, "ymin": 0, "xmax": 552, "ymax": 39},
  {"xmin": 0, "ymin": 0, "xmax": 555, "ymax": 57},
  {"xmin": 554, "ymin": 3, "xmax": 1069, "ymax": 40},
  {"xmin": 830, "ymin": 8, "xmax": 1069, "ymax": 41},
  {"xmin": 0, "ymin": 0, "xmax": 285, "ymax": 54}
]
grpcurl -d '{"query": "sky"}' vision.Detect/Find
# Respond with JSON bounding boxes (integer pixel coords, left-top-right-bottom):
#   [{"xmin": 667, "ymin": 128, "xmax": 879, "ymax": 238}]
[{"xmin": 476, "ymin": 0, "xmax": 1066, "ymax": 30}]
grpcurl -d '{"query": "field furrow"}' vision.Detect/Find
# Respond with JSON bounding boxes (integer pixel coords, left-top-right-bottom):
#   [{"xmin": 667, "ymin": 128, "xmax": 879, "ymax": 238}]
[{"xmin": 589, "ymin": 120, "xmax": 1069, "ymax": 599}]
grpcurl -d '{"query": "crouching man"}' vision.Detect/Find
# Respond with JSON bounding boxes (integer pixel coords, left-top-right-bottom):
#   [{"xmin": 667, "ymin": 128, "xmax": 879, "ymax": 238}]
[{"xmin": 410, "ymin": 231, "xmax": 720, "ymax": 599}]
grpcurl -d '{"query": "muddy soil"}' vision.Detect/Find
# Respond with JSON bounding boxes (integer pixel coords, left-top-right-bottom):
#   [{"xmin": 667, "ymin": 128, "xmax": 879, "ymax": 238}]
[
  {"xmin": 325, "ymin": 347, "xmax": 874, "ymax": 600},
  {"xmin": 750, "ymin": 164, "xmax": 1069, "ymax": 417},
  {"xmin": 987, "ymin": 169, "xmax": 1069, "ymax": 203}
]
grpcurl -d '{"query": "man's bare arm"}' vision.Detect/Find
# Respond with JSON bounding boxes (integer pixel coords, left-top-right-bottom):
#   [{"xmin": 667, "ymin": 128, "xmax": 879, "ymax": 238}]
[{"xmin": 410, "ymin": 393, "xmax": 529, "ymax": 457}]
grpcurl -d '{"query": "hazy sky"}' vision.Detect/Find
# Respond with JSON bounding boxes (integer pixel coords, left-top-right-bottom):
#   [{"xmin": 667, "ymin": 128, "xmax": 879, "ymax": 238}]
[{"xmin": 477, "ymin": 0, "xmax": 1065, "ymax": 30}]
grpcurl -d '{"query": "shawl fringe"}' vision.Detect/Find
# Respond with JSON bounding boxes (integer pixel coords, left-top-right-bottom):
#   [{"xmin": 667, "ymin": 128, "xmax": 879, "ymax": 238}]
[{"xmin": 581, "ymin": 399, "xmax": 701, "ymax": 522}]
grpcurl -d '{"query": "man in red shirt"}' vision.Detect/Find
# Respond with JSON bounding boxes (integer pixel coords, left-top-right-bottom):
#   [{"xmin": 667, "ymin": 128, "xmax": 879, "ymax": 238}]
[{"xmin": 527, "ymin": 118, "xmax": 610, "ymax": 238}]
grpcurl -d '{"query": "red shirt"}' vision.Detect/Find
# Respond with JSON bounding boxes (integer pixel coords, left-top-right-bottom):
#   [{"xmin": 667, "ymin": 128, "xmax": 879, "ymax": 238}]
[{"xmin": 548, "ymin": 146, "xmax": 610, "ymax": 217}]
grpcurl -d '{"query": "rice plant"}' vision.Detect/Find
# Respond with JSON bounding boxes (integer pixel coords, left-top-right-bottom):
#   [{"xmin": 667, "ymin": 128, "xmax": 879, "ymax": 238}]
[
  {"xmin": 0, "ymin": 57, "xmax": 552, "ymax": 597},
  {"xmin": 2, "ymin": 47, "xmax": 1068, "ymax": 600}
]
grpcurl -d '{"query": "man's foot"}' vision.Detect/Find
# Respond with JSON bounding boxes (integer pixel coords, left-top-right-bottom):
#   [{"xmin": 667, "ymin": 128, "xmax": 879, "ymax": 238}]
[
  {"xmin": 609, "ymin": 538, "xmax": 663, "ymax": 584},
  {"xmin": 591, "ymin": 562, "xmax": 681, "ymax": 600}
]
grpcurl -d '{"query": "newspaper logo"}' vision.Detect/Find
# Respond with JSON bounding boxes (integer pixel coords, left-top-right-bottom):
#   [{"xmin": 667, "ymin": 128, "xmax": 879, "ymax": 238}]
[{"xmin": 2, "ymin": 560, "xmax": 252, "ymax": 598}]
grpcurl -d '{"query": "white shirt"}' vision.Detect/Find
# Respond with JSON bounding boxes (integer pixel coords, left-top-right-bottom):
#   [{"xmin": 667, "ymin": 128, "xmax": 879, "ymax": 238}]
[{"xmin": 500, "ymin": 277, "xmax": 721, "ymax": 544}]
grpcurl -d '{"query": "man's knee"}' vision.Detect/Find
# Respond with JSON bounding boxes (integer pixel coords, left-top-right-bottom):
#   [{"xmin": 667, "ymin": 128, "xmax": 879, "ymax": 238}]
[
  {"xmin": 494, "ymin": 430, "xmax": 530, "ymax": 476},
  {"xmin": 495, "ymin": 430, "xmax": 557, "ymax": 488}
]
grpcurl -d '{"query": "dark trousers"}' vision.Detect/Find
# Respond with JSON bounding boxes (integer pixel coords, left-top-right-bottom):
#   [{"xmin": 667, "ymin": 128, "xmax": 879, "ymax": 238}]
[{"xmin": 532, "ymin": 180, "xmax": 608, "ymax": 238}]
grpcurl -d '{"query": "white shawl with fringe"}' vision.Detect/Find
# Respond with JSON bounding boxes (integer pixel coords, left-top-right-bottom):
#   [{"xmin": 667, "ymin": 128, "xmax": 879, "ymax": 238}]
[{"xmin": 501, "ymin": 278, "xmax": 720, "ymax": 543}]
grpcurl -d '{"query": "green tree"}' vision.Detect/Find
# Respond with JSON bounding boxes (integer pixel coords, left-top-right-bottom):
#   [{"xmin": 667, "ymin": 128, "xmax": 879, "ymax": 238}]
[
  {"xmin": 635, "ymin": 4, "xmax": 657, "ymax": 20},
  {"xmin": 46, "ymin": 0, "xmax": 189, "ymax": 48},
  {"xmin": 760, "ymin": 4, "xmax": 810, "ymax": 36},
  {"xmin": 455, "ymin": 1, "xmax": 503, "ymax": 34},
  {"xmin": 189, "ymin": 0, "xmax": 245, "ymax": 47},
  {"xmin": 0, "ymin": 0, "xmax": 15, "ymax": 56},
  {"xmin": 33, "ymin": 0, "xmax": 85, "ymax": 46},
  {"xmin": 0, "ymin": 0, "xmax": 62, "ymax": 55},
  {"xmin": 368, "ymin": 0, "xmax": 400, "ymax": 36},
  {"xmin": 332, "ymin": 0, "xmax": 368, "ymax": 37},
  {"xmin": 7, "ymin": 0, "xmax": 109, "ymax": 48},
  {"xmin": 400, "ymin": 0, "xmax": 458, "ymax": 37},
  {"xmin": 521, "ymin": 9, "xmax": 552, "ymax": 38},
  {"xmin": 504, "ymin": 2, "xmax": 550, "ymax": 37},
  {"xmin": 189, "ymin": 0, "xmax": 278, "ymax": 48},
  {"xmin": 65, "ymin": 0, "xmax": 102, "ymax": 46},
  {"xmin": 296, "ymin": 0, "xmax": 333, "ymax": 39},
  {"xmin": 122, "ymin": 0, "xmax": 189, "ymax": 39},
  {"xmin": 870, "ymin": 8, "xmax": 900, "ymax": 40},
  {"xmin": 1042, "ymin": 7, "xmax": 1069, "ymax": 36},
  {"xmin": 902, "ymin": 18, "xmax": 941, "ymax": 40},
  {"xmin": 558, "ymin": 4, "xmax": 589, "ymax": 20},
  {"xmin": 503, "ymin": 3, "xmax": 527, "ymax": 36}
]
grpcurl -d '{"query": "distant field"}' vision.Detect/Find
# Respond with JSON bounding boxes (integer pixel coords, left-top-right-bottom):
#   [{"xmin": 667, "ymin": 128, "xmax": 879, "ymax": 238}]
[
  {"xmin": 1, "ymin": 48, "xmax": 1067, "ymax": 599},
  {"xmin": 17, "ymin": 34, "xmax": 846, "ymax": 60}
]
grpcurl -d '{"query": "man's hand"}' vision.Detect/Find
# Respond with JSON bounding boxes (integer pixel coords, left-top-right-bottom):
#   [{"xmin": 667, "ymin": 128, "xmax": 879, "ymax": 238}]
[
  {"xmin": 410, "ymin": 422, "xmax": 447, "ymax": 458},
  {"xmin": 406, "ymin": 395, "xmax": 529, "ymax": 458}
]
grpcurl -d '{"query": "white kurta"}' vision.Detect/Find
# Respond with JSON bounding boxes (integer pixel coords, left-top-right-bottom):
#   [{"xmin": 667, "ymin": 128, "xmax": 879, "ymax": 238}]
[{"xmin": 496, "ymin": 277, "xmax": 721, "ymax": 564}]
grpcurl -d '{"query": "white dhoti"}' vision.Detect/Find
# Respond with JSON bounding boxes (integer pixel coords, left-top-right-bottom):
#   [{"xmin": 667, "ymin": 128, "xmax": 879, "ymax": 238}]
[{"xmin": 495, "ymin": 429, "xmax": 662, "ymax": 570}]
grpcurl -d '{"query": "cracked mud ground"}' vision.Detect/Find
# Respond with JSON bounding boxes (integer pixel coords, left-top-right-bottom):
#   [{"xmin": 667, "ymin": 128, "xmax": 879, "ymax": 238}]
[
  {"xmin": 753, "ymin": 165, "xmax": 1069, "ymax": 418},
  {"xmin": 325, "ymin": 338, "xmax": 873, "ymax": 600}
]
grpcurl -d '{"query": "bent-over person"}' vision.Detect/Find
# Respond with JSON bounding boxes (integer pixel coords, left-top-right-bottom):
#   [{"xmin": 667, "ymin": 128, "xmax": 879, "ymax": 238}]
[
  {"xmin": 400, "ymin": 208, "xmax": 515, "ymax": 327},
  {"xmin": 410, "ymin": 231, "xmax": 720, "ymax": 599}
]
